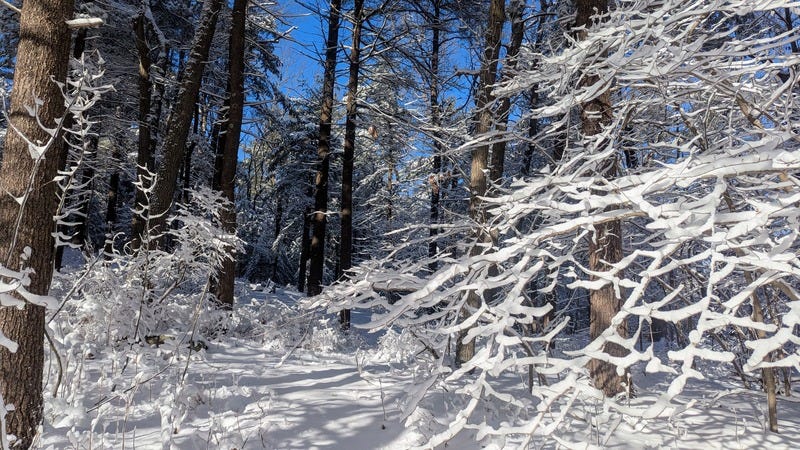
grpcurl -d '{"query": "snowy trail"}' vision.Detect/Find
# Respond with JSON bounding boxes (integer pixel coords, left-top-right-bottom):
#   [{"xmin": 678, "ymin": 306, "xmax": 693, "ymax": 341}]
[
  {"xmin": 172, "ymin": 344, "xmax": 414, "ymax": 450},
  {"xmin": 37, "ymin": 331, "xmax": 800, "ymax": 449},
  {"xmin": 40, "ymin": 335, "xmax": 426, "ymax": 450}
]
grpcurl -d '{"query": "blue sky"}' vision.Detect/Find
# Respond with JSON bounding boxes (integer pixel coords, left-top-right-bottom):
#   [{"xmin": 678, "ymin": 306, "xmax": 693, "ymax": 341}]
[{"xmin": 274, "ymin": 0, "xmax": 333, "ymax": 99}]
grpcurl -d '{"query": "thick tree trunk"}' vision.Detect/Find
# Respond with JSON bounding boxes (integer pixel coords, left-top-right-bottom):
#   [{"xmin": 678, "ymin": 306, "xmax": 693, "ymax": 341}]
[
  {"xmin": 148, "ymin": 0, "xmax": 222, "ymax": 243},
  {"xmin": 0, "ymin": 0, "xmax": 74, "ymax": 446},
  {"xmin": 457, "ymin": 0, "xmax": 505, "ymax": 365},
  {"xmin": 586, "ymin": 210, "xmax": 628, "ymax": 396},
  {"xmin": 307, "ymin": 0, "xmax": 342, "ymax": 296},
  {"xmin": 575, "ymin": 0, "xmax": 629, "ymax": 397},
  {"xmin": 338, "ymin": 0, "xmax": 364, "ymax": 328},
  {"xmin": 214, "ymin": 0, "xmax": 247, "ymax": 307}
]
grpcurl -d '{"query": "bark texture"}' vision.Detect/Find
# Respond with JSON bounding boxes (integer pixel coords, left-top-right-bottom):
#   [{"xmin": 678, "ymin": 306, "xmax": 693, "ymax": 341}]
[
  {"xmin": 130, "ymin": 11, "xmax": 154, "ymax": 246},
  {"xmin": 338, "ymin": 0, "xmax": 364, "ymax": 328},
  {"xmin": 307, "ymin": 0, "xmax": 342, "ymax": 296},
  {"xmin": 297, "ymin": 206, "xmax": 312, "ymax": 292},
  {"xmin": 104, "ymin": 147, "xmax": 121, "ymax": 257},
  {"xmin": 0, "ymin": 0, "xmax": 74, "ymax": 446},
  {"xmin": 148, "ymin": 0, "xmax": 222, "ymax": 243},
  {"xmin": 428, "ymin": 0, "xmax": 442, "ymax": 271},
  {"xmin": 575, "ymin": 0, "xmax": 629, "ymax": 397},
  {"xmin": 457, "ymin": 0, "xmax": 505, "ymax": 365},
  {"xmin": 488, "ymin": 1, "xmax": 524, "ymax": 183},
  {"xmin": 214, "ymin": 0, "xmax": 248, "ymax": 307}
]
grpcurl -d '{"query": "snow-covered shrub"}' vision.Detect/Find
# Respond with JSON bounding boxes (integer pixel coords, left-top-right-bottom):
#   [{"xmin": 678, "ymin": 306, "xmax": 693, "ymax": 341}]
[
  {"xmin": 221, "ymin": 285, "xmax": 363, "ymax": 355},
  {"xmin": 51, "ymin": 186, "xmax": 241, "ymax": 351},
  {"xmin": 43, "ymin": 186, "xmax": 242, "ymax": 445},
  {"xmin": 315, "ymin": 0, "xmax": 800, "ymax": 446},
  {"xmin": 228, "ymin": 288, "xmax": 310, "ymax": 350},
  {"xmin": 371, "ymin": 327, "xmax": 427, "ymax": 365}
]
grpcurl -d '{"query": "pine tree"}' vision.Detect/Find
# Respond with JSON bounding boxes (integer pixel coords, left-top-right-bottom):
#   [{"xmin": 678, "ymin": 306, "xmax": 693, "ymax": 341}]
[
  {"xmin": 307, "ymin": 0, "xmax": 342, "ymax": 296},
  {"xmin": 146, "ymin": 0, "xmax": 222, "ymax": 245},
  {"xmin": 214, "ymin": 0, "xmax": 248, "ymax": 306}
]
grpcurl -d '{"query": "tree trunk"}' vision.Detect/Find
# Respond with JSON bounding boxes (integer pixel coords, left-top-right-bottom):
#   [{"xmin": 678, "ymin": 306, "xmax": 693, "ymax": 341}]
[
  {"xmin": 210, "ymin": 120, "xmax": 225, "ymax": 191},
  {"xmin": 182, "ymin": 141, "xmax": 194, "ymax": 204},
  {"xmin": 297, "ymin": 206, "xmax": 312, "ymax": 292},
  {"xmin": 428, "ymin": 0, "xmax": 442, "ymax": 272},
  {"xmin": 272, "ymin": 191, "xmax": 284, "ymax": 282},
  {"xmin": 0, "ymin": 0, "xmax": 74, "ymax": 446},
  {"xmin": 307, "ymin": 0, "xmax": 342, "ymax": 296},
  {"xmin": 521, "ymin": 89, "xmax": 539, "ymax": 177},
  {"xmin": 130, "ymin": 11, "xmax": 154, "ymax": 247},
  {"xmin": 73, "ymin": 136, "xmax": 97, "ymax": 251},
  {"xmin": 748, "ymin": 279, "xmax": 779, "ymax": 431},
  {"xmin": 457, "ymin": 0, "xmax": 505, "ymax": 365},
  {"xmin": 338, "ymin": 0, "xmax": 364, "ymax": 328},
  {"xmin": 54, "ymin": 27, "xmax": 89, "ymax": 271},
  {"xmin": 104, "ymin": 147, "xmax": 121, "ymax": 257},
  {"xmin": 214, "ymin": 0, "xmax": 247, "ymax": 307},
  {"xmin": 148, "ymin": 0, "xmax": 222, "ymax": 244},
  {"xmin": 575, "ymin": 0, "xmax": 629, "ymax": 398},
  {"xmin": 488, "ymin": 1, "xmax": 524, "ymax": 183}
]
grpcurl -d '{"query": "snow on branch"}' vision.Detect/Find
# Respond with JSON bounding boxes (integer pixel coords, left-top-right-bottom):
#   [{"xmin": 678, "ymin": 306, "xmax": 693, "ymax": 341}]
[
  {"xmin": 65, "ymin": 17, "xmax": 104, "ymax": 29},
  {"xmin": 311, "ymin": 0, "xmax": 800, "ymax": 446},
  {"xmin": 0, "ymin": 0, "xmax": 19, "ymax": 14}
]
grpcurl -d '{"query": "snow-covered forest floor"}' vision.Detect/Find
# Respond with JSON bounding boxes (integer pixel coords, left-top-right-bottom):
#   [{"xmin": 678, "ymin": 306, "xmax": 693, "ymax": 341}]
[{"xmin": 34, "ymin": 283, "xmax": 800, "ymax": 449}]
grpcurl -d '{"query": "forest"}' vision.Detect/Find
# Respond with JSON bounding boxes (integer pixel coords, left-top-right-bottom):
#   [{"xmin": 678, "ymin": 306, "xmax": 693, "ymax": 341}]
[{"xmin": 1, "ymin": 0, "xmax": 800, "ymax": 448}]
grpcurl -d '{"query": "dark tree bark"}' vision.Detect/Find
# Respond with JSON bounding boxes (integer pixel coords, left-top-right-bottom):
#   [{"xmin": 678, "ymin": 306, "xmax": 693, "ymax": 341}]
[
  {"xmin": 0, "ymin": 0, "xmax": 74, "ymax": 446},
  {"xmin": 457, "ymin": 0, "xmax": 505, "ymax": 365},
  {"xmin": 182, "ymin": 141, "xmax": 194, "ymax": 204},
  {"xmin": 149, "ymin": 44, "xmax": 169, "ymax": 165},
  {"xmin": 488, "ymin": 1, "xmax": 524, "ymax": 183},
  {"xmin": 182, "ymin": 104, "xmax": 199, "ymax": 205},
  {"xmin": 272, "ymin": 190, "xmax": 284, "ymax": 282},
  {"xmin": 428, "ymin": 0, "xmax": 442, "ymax": 272},
  {"xmin": 148, "ymin": 0, "xmax": 222, "ymax": 243},
  {"xmin": 54, "ymin": 27, "xmax": 89, "ymax": 271},
  {"xmin": 338, "ymin": 0, "xmax": 364, "ymax": 328},
  {"xmin": 307, "ymin": 0, "xmax": 342, "ymax": 296},
  {"xmin": 297, "ymin": 205, "xmax": 313, "ymax": 292},
  {"xmin": 73, "ymin": 135, "xmax": 97, "ymax": 250},
  {"xmin": 213, "ymin": 0, "xmax": 247, "ymax": 307},
  {"xmin": 783, "ymin": 8, "xmax": 800, "ymax": 54},
  {"xmin": 104, "ymin": 147, "xmax": 121, "ymax": 257},
  {"xmin": 575, "ymin": 0, "xmax": 629, "ymax": 397},
  {"xmin": 130, "ymin": 11, "xmax": 154, "ymax": 247},
  {"xmin": 210, "ymin": 120, "xmax": 225, "ymax": 191},
  {"xmin": 521, "ymin": 89, "xmax": 539, "ymax": 177}
]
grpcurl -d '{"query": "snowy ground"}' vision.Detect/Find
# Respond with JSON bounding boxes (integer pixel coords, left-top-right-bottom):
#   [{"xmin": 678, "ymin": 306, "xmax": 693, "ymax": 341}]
[{"xmin": 34, "ymin": 285, "xmax": 800, "ymax": 449}]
